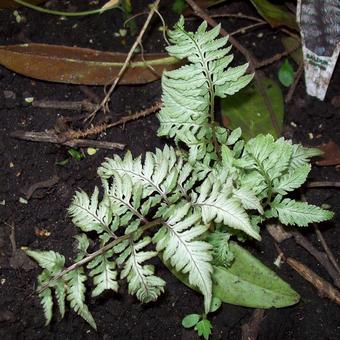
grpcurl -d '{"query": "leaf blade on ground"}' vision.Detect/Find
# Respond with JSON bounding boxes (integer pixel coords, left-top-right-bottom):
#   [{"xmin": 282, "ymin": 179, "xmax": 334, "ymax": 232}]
[{"xmin": 0, "ymin": 44, "xmax": 182, "ymax": 85}]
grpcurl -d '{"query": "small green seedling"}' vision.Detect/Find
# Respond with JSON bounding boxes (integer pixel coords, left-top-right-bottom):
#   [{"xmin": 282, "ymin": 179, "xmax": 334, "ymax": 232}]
[
  {"xmin": 67, "ymin": 148, "xmax": 84, "ymax": 161},
  {"xmin": 182, "ymin": 297, "xmax": 221, "ymax": 339}
]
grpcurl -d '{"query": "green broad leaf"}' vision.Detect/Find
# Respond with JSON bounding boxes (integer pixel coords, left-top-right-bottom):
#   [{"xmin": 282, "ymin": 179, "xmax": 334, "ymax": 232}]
[
  {"xmin": 278, "ymin": 59, "xmax": 294, "ymax": 87},
  {"xmin": 194, "ymin": 319, "xmax": 212, "ymax": 340},
  {"xmin": 221, "ymin": 77, "xmax": 284, "ymax": 140},
  {"xmin": 281, "ymin": 37, "xmax": 303, "ymax": 66},
  {"xmin": 212, "ymin": 242, "xmax": 300, "ymax": 308},
  {"xmin": 182, "ymin": 314, "xmax": 201, "ymax": 328},
  {"xmin": 161, "ymin": 242, "xmax": 300, "ymax": 309},
  {"xmin": 209, "ymin": 296, "xmax": 222, "ymax": 313},
  {"xmin": 249, "ymin": 0, "xmax": 298, "ymax": 31},
  {"xmin": 272, "ymin": 198, "xmax": 334, "ymax": 227}
]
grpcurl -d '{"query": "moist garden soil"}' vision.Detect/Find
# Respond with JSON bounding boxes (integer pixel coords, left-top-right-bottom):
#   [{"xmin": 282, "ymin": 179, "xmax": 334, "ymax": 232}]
[{"xmin": 0, "ymin": 1, "xmax": 339, "ymax": 339}]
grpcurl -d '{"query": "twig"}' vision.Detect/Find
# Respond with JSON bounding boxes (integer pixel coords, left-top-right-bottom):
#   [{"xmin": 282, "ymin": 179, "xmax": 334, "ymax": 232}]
[
  {"xmin": 36, "ymin": 218, "xmax": 163, "ymax": 294},
  {"xmin": 210, "ymin": 13, "xmax": 265, "ymax": 23},
  {"xmin": 23, "ymin": 175, "xmax": 59, "ymax": 200},
  {"xmin": 241, "ymin": 309, "xmax": 265, "ymax": 340},
  {"xmin": 267, "ymin": 224, "xmax": 340, "ymax": 289},
  {"xmin": 290, "ymin": 231, "xmax": 340, "ymax": 289},
  {"xmin": 275, "ymin": 245, "xmax": 340, "ymax": 305},
  {"xmin": 10, "ymin": 130, "xmax": 125, "ymax": 150},
  {"xmin": 65, "ymin": 101, "xmax": 162, "ymax": 140},
  {"xmin": 307, "ymin": 181, "xmax": 340, "ymax": 188},
  {"xmin": 255, "ymin": 43, "xmax": 300, "ymax": 69},
  {"xmin": 230, "ymin": 22, "xmax": 267, "ymax": 37},
  {"xmin": 87, "ymin": 0, "xmax": 160, "ymax": 121},
  {"xmin": 32, "ymin": 100, "xmax": 98, "ymax": 112},
  {"xmin": 300, "ymin": 192, "xmax": 340, "ymax": 279},
  {"xmin": 314, "ymin": 225, "xmax": 340, "ymax": 276},
  {"xmin": 185, "ymin": 0, "xmax": 281, "ymax": 137},
  {"xmin": 285, "ymin": 63, "xmax": 304, "ymax": 103}
]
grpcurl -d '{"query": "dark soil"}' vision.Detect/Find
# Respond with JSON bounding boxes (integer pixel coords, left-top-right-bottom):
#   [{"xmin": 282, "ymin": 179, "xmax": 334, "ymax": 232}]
[{"xmin": 0, "ymin": 1, "xmax": 339, "ymax": 339}]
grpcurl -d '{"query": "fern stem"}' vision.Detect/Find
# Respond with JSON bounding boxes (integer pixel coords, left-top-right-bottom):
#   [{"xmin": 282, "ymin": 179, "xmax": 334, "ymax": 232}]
[{"xmin": 36, "ymin": 219, "xmax": 163, "ymax": 294}]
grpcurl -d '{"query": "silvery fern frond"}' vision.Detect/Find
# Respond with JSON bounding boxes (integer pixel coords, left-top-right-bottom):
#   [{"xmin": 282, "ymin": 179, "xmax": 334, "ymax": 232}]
[
  {"xmin": 120, "ymin": 237, "xmax": 166, "ymax": 303},
  {"xmin": 68, "ymin": 187, "xmax": 112, "ymax": 234},
  {"xmin": 270, "ymin": 198, "xmax": 334, "ymax": 227},
  {"xmin": 153, "ymin": 203, "xmax": 213, "ymax": 313},
  {"xmin": 65, "ymin": 268, "xmax": 97, "ymax": 330},
  {"xmin": 98, "ymin": 145, "xmax": 180, "ymax": 203},
  {"xmin": 88, "ymin": 250, "xmax": 118, "ymax": 297},
  {"xmin": 158, "ymin": 16, "xmax": 253, "ymax": 159},
  {"xmin": 192, "ymin": 175, "xmax": 261, "ymax": 240}
]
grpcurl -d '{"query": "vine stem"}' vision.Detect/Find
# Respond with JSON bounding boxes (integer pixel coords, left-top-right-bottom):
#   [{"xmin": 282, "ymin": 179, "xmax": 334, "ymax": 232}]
[
  {"xmin": 35, "ymin": 218, "xmax": 163, "ymax": 294},
  {"xmin": 13, "ymin": 0, "xmax": 120, "ymax": 16}
]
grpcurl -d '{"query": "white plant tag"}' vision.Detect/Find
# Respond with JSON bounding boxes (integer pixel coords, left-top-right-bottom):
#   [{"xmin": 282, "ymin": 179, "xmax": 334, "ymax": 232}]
[{"xmin": 297, "ymin": 0, "xmax": 340, "ymax": 100}]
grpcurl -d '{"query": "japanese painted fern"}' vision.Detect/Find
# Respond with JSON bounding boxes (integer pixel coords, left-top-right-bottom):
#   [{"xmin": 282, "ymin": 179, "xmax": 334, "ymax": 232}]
[{"xmin": 28, "ymin": 17, "xmax": 333, "ymax": 329}]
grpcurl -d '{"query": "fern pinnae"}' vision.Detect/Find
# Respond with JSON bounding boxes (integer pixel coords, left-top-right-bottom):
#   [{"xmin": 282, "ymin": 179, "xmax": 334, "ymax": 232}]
[
  {"xmin": 68, "ymin": 187, "xmax": 112, "ymax": 234},
  {"xmin": 88, "ymin": 251, "xmax": 118, "ymax": 297},
  {"xmin": 193, "ymin": 177, "xmax": 261, "ymax": 240},
  {"xmin": 65, "ymin": 268, "xmax": 97, "ymax": 330},
  {"xmin": 155, "ymin": 203, "xmax": 213, "ymax": 313},
  {"xmin": 121, "ymin": 237, "xmax": 165, "ymax": 303},
  {"xmin": 39, "ymin": 287, "xmax": 53, "ymax": 326}
]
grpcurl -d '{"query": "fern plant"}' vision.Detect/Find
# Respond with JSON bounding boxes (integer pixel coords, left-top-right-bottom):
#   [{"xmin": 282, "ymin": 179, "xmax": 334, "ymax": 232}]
[{"xmin": 27, "ymin": 17, "xmax": 333, "ymax": 331}]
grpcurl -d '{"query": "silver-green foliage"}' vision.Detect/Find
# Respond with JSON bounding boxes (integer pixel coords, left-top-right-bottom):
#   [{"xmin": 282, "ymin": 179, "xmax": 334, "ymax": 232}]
[{"xmin": 27, "ymin": 17, "xmax": 333, "ymax": 329}]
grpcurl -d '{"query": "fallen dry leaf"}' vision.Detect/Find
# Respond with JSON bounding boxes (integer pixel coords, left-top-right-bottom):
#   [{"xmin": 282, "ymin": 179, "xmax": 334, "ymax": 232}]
[
  {"xmin": 0, "ymin": 44, "xmax": 182, "ymax": 85},
  {"xmin": 316, "ymin": 141, "xmax": 340, "ymax": 166}
]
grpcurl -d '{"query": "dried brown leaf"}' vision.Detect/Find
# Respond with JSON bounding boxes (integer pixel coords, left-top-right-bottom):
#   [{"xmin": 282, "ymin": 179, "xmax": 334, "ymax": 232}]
[
  {"xmin": 0, "ymin": 44, "xmax": 182, "ymax": 85},
  {"xmin": 316, "ymin": 141, "xmax": 340, "ymax": 166}
]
